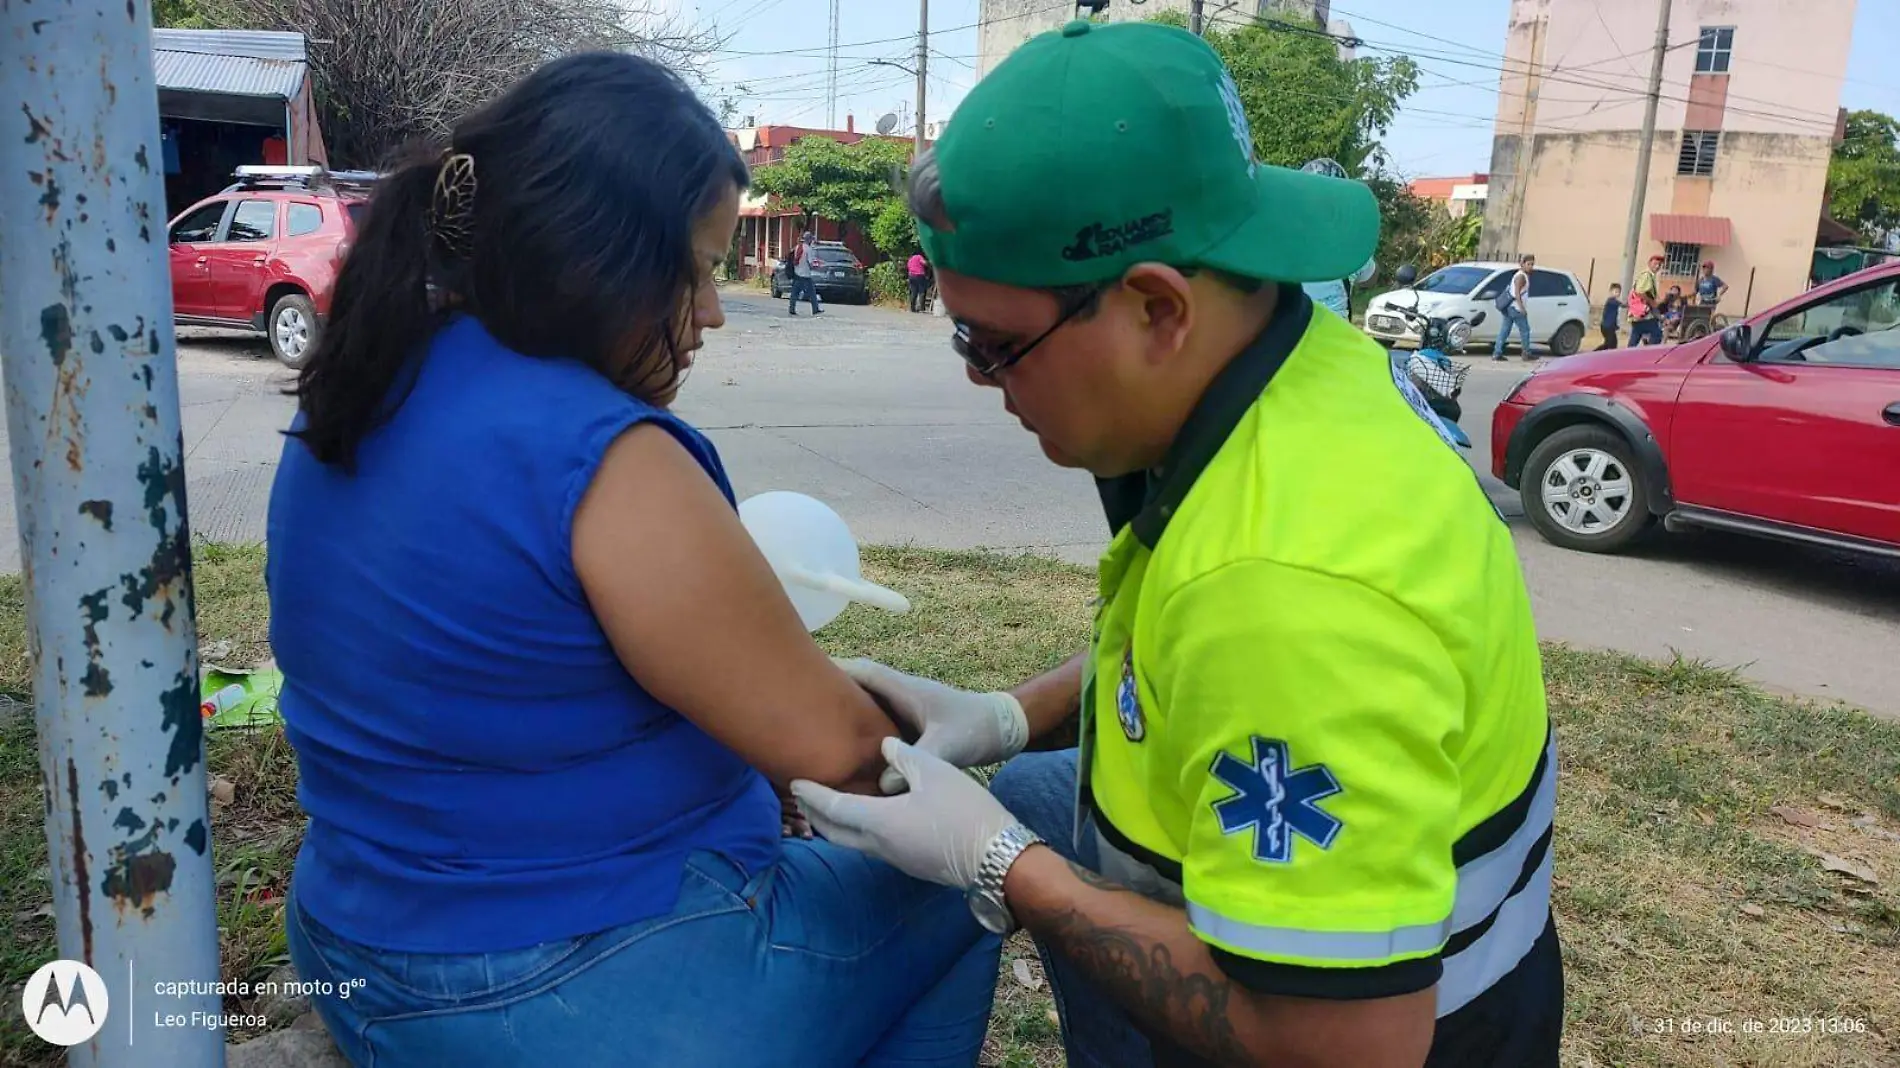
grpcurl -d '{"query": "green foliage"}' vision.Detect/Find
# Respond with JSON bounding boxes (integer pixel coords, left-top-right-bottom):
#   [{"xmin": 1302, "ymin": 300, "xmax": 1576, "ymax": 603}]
[
  {"xmin": 1827, "ymin": 110, "xmax": 1900, "ymax": 248},
  {"xmin": 750, "ymin": 137, "xmax": 913, "ymax": 235},
  {"xmin": 866, "ymin": 261, "xmax": 909, "ymax": 305},
  {"xmin": 1375, "ymin": 187, "xmax": 1484, "ymax": 280},
  {"xmin": 869, "ymin": 196, "xmax": 920, "ymax": 259},
  {"xmin": 153, "ymin": 0, "xmax": 227, "ymax": 27}
]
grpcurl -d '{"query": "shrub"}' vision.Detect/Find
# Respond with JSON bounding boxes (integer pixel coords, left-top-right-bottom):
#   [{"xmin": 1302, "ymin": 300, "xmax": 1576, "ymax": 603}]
[{"xmin": 867, "ymin": 261, "xmax": 908, "ymax": 306}]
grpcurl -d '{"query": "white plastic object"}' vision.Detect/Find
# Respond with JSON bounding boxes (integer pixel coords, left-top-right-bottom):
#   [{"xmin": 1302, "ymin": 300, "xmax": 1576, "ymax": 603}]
[{"xmin": 739, "ymin": 491, "xmax": 912, "ymax": 632}]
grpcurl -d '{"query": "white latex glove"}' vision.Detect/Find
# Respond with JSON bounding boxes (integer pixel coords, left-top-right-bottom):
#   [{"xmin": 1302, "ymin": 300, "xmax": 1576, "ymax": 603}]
[
  {"xmin": 791, "ymin": 736, "xmax": 1020, "ymax": 891},
  {"xmin": 834, "ymin": 658, "xmax": 1028, "ymax": 793}
]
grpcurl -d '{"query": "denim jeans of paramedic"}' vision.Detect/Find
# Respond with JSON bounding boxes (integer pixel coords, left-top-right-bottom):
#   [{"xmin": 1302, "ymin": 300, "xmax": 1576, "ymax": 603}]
[
  {"xmin": 1492, "ymin": 306, "xmax": 1532, "ymax": 357},
  {"xmin": 286, "ymin": 839, "xmax": 1001, "ymax": 1067},
  {"xmin": 990, "ymin": 750, "xmax": 1214, "ymax": 1068}
]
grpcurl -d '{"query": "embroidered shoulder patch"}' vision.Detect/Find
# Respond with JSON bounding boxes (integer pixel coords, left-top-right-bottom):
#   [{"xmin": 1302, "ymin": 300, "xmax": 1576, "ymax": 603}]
[{"xmin": 1209, "ymin": 737, "xmax": 1342, "ymax": 863}]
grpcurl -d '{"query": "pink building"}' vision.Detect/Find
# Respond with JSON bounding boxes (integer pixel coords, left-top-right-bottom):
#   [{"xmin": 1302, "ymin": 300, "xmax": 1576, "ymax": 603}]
[{"xmin": 1480, "ymin": 0, "xmax": 1855, "ymax": 311}]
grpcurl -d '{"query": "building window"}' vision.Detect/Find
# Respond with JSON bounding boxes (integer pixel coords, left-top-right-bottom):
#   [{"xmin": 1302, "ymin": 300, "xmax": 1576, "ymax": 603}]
[
  {"xmin": 1677, "ymin": 130, "xmax": 1718, "ymax": 177},
  {"xmin": 1695, "ymin": 26, "xmax": 1733, "ymax": 73},
  {"xmin": 1664, "ymin": 243, "xmax": 1701, "ymax": 277}
]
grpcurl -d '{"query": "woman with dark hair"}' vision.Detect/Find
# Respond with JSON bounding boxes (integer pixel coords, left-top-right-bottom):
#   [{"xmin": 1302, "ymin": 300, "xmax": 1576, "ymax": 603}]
[{"xmin": 270, "ymin": 52, "xmax": 1000, "ymax": 1065}]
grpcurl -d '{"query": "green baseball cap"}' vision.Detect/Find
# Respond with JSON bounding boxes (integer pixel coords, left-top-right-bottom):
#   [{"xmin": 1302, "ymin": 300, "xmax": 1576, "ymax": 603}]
[{"xmin": 918, "ymin": 20, "xmax": 1380, "ymax": 289}]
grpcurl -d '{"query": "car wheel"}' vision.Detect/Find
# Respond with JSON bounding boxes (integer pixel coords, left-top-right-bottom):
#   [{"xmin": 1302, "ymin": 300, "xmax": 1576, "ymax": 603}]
[
  {"xmin": 268, "ymin": 292, "xmax": 320, "ymax": 370},
  {"xmin": 1549, "ymin": 321, "xmax": 1584, "ymax": 357},
  {"xmin": 770, "ymin": 278, "xmax": 781, "ymax": 298},
  {"xmin": 1520, "ymin": 425, "xmax": 1653, "ymax": 552}
]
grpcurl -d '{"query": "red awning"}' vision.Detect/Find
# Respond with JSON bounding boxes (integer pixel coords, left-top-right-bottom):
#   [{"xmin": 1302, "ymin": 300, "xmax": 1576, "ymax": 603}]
[{"xmin": 1649, "ymin": 213, "xmax": 1733, "ymax": 246}]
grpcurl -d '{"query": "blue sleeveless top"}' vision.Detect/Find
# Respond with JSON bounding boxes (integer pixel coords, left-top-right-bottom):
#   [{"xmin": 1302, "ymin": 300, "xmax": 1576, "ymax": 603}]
[{"xmin": 267, "ymin": 316, "xmax": 780, "ymax": 953}]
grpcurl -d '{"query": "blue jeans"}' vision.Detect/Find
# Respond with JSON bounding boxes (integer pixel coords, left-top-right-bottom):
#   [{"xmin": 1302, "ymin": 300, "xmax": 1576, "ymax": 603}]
[
  {"xmin": 1628, "ymin": 319, "xmax": 1664, "ymax": 346},
  {"xmin": 789, "ymin": 275, "xmax": 822, "ymax": 313},
  {"xmin": 990, "ymin": 750, "xmax": 1168, "ymax": 1068},
  {"xmin": 286, "ymin": 842, "xmax": 1000, "ymax": 1067},
  {"xmin": 1492, "ymin": 306, "xmax": 1532, "ymax": 356}
]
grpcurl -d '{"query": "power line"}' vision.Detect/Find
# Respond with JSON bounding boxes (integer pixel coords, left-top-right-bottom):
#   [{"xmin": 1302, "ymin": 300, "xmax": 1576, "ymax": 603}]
[
  {"xmin": 703, "ymin": 0, "xmax": 1075, "ymax": 60},
  {"xmin": 1213, "ymin": 8, "xmax": 1849, "ymax": 134}
]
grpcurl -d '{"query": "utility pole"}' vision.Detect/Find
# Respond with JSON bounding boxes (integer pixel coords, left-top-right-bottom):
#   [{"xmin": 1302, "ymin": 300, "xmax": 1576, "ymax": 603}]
[
  {"xmin": 827, "ymin": 0, "xmax": 841, "ymax": 129},
  {"xmin": 915, "ymin": 0, "xmax": 929, "ymax": 152},
  {"xmin": 0, "ymin": 2, "xmax": 224, "ymax": 1064},
  {"xmin": 1620, "ymin": 0, "xmax": 1673, "ymax": 296},
  {"xmin": 1190, "ymin": 0, "xmax": 1205, "ymax": 36}
]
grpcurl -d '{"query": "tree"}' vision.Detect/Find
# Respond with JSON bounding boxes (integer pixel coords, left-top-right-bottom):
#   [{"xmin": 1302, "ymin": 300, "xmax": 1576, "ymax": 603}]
[
  {"xmin": 212, "ymin": 0, "xmax": 720, "ymax": 167},
  {"xmin": 1828, "ymin": 110, "xmax": 1900, "ymax": 249},
  {"xmin": 153, "ymin": 0, "xmax": 225, "ymax": 27},
  {"xmin": 749, "ymin": 136, "xmax": 912, "ymax": 235},
  {"xmin": 868, "ymin": 197, "xmax": 919, "ymax": 259}
]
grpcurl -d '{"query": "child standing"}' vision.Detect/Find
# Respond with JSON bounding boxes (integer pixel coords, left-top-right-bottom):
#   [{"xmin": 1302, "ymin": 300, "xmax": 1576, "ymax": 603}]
[{"xmin": 1597, "ymin": 283, "xmax": 1622, "ymax": 350}]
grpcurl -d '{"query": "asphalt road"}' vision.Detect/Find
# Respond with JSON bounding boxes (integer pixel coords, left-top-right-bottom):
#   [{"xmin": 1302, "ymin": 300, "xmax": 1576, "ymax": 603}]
[{"xmin": 0, "ymin": 289, "xmax": 1893, "ymax": 715}]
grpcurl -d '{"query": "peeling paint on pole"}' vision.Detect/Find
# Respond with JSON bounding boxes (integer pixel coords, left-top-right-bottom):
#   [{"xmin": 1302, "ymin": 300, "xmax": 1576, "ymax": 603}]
[{"xmin": 0, "ymin": 3, "xmax": 225, "ymax": 1065}]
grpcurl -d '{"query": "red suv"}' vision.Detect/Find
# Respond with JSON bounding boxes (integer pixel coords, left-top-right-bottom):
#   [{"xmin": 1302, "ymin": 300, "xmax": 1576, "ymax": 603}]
[
  {"xmin": 166, "ymin": 166, "xmax": 373, "ymax": 367},
  {"xmin": 1493, "ymin": 261, "xmax": 1900, "ymax": 558}
]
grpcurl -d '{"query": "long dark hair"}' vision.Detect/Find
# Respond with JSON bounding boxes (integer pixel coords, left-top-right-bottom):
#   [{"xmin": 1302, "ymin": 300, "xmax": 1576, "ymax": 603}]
[{"xmin": 293, "ymin": 52, "xmax": 748, "ymax": 468}]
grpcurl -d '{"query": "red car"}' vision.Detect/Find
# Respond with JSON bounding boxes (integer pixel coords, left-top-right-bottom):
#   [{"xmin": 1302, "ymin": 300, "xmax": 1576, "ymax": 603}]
[
  {"xmin": 166, "ymin": 166, "xmax": 373, "ymax": 367},
  {"xmin": 1494, "ymin": 261, "xmax": 1900, "ymax": 558}
]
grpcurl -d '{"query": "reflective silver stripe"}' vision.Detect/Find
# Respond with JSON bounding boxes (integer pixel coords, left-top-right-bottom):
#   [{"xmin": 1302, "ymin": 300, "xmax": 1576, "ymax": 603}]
[
  {"xmin": 1451, "ymin": 734, "xmax": 1558, "ymax": 932},
  {"xmin": 1438, "ymin": 844, "xmax": 1554, "ymax": 1016},
  {"xmin": 1187, "ymin": 903, "xmax": 1452, "ymax": 961}
]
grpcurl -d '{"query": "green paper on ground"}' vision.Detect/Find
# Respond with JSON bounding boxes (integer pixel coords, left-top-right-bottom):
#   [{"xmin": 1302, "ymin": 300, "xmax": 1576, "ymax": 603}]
[{"xmin": 201, "ymin": 666, "xmax": 284, "ymax": 730}]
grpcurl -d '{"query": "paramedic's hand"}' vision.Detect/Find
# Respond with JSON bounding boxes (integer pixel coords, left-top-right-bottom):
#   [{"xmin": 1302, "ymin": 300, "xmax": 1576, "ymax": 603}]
[
  {"xmin": 792, "ymin": 737, "xmax": 1016, "ymax": 891},
  {"xmin": 834, "ymin": 658, "xmax": 1028, "ymax": 794}
]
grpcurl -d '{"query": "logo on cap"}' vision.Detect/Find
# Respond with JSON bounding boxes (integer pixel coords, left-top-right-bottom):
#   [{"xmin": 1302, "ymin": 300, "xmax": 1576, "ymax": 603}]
[
  {"xmin": 1216, "ymin": 70, "xmax": 1258, "ymax": 178},
  {"xmin": 1062, "ymin": 210, "xmax": 1176, "ymax": 263}
]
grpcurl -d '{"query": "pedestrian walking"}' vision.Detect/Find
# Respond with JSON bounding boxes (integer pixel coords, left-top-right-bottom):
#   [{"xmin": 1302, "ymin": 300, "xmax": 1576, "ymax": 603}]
[
  {"xmin": 1628, "ymin": 254, "xmax": 1664, "ymax": 346},
  {"xmin": 1596, "ymin": 283, "xmax": 1622, "ymax": 350},
  {"xmin": 1492, "ymin": 253, "xmax": 1535, "ymax": 360},
  {"xmin": 788, "ymin": 231, "xmax": 823, "ymax": 316},
  {"xmin": 907, "ymin": 251, "xmax": 931, "ymax": 313}
]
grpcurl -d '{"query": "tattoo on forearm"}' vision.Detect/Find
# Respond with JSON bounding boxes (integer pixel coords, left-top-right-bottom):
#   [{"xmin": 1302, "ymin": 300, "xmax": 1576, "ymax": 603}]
[
  {"xmin": 1039, "ymin": 908, "xmax": 1250, "ymax": 1066},
  {"xmin": 1065, "ymin": 859, "xmax": 1127, "ymax": 893}
]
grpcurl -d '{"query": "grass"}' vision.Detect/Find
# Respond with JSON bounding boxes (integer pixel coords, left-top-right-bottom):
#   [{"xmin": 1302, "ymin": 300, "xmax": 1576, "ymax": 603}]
[{"xmin": 4, "ymin": 545, "xmax": 1899, "ymax": 1066}]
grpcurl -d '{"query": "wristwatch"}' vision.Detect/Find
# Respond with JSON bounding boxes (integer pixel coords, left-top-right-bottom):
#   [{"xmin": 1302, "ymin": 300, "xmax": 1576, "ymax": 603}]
[{"xmin": 967, "ymin": 823, "xmax": 1044, "ymax": 935}]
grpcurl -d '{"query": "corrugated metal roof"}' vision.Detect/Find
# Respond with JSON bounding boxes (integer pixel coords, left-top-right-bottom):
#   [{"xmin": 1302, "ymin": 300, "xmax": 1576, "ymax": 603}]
[
  {"xmin": 152, "ymin": 29, "xmax": 306, "ymax": 100},
  {"xmin": 1650, "ymin": 213, "xmax": 1734, "ymax": 247}
]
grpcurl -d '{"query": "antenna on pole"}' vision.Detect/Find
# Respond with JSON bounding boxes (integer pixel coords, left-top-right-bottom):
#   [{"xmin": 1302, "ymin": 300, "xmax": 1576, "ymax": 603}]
[{"xmin": 827, "ymin": 0, "xmax": 841, "ymax": 129}]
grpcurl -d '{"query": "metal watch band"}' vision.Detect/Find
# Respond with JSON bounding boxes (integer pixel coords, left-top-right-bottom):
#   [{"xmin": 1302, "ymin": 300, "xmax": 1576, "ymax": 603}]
[{"xmin": 975, "ymin": 823, "xmax": 1044, "ymax": 910}]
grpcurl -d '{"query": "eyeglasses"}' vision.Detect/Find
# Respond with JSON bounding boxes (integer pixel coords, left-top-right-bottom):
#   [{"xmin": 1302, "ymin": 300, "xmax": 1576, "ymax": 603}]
[{"xmin": 951, "ymin": 284, "xmax": 1106, "ymax": 378}]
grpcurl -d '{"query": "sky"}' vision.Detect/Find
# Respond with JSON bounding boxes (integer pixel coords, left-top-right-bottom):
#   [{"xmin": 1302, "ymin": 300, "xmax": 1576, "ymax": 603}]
[{"xmin": 684, "ymin": 0, "xmax": 1900, "ymax": 178}]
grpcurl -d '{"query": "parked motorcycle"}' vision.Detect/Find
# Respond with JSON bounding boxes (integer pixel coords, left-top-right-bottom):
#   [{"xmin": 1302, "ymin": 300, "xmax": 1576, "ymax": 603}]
[{"xmin": 1387, "ymin": 264, "xmax": 1486, "ymax": 448}]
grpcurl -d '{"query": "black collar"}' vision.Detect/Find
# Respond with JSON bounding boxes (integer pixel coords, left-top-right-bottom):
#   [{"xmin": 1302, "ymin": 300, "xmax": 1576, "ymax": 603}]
[{"xmin": 1095, "ymin": 284, "xmax": 1312, "ymax": 548}]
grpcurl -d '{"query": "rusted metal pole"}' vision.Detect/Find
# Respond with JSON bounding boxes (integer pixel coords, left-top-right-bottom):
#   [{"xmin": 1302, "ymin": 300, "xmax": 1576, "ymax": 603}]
[{"xmin": 0, "ymin": 3, "xmax": 224, "ymax": 1064}]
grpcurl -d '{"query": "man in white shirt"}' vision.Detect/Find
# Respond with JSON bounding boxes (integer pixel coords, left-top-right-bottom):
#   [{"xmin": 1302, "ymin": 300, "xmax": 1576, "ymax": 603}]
[{"xmin": 787, "ymin": 231, "xmax": 823, "ymax": 316}]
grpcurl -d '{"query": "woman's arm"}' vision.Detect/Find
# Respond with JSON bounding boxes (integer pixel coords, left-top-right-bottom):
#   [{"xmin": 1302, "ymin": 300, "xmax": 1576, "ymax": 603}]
[{"xmin": 572, "ymin": 423, "xmax": 895, "ymax": 794}]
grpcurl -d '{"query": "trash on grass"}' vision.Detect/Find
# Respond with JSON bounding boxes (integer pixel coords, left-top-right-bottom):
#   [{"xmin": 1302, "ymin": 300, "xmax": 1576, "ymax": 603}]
[{"xmin": 201, "ymin": 666, "xmax": 284, "ymax": 730}]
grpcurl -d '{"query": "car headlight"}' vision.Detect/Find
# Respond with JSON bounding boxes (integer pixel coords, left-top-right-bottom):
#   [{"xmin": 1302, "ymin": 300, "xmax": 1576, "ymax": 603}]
[{"xmin": 1502, "ymin": 370, "xmax": 1538, "ymax": 404}]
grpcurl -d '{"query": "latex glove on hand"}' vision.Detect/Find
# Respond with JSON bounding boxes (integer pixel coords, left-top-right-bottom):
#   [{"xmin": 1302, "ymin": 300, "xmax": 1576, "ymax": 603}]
[
  {"xmin": 792, "ymin": 736, "xmax": 1019, "ymax": 891},
  {"xmin": 834, "ymin": 658, "xmax": 1028, "ymax": 793}
]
